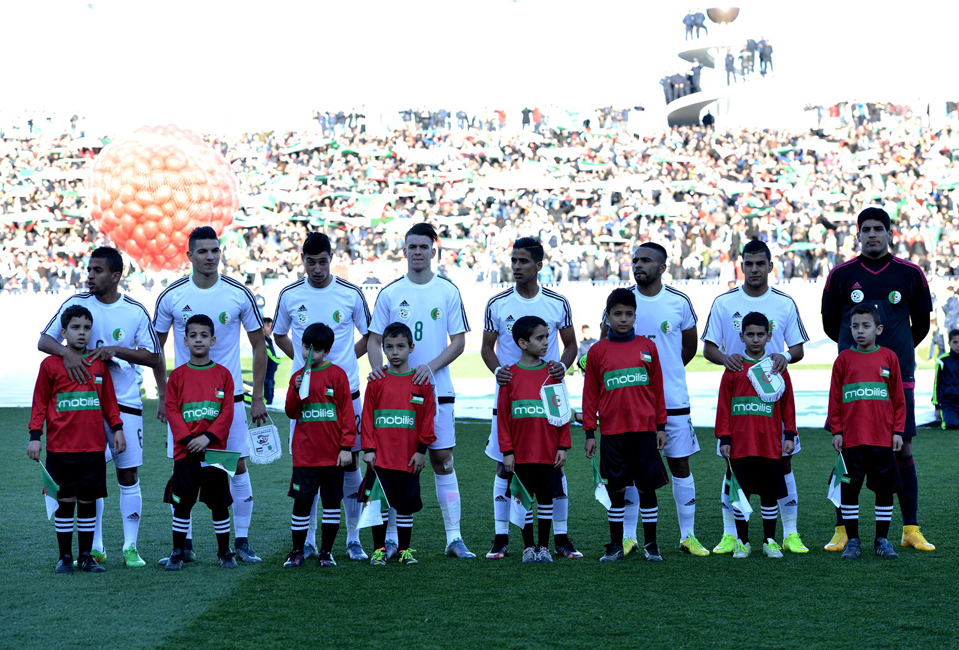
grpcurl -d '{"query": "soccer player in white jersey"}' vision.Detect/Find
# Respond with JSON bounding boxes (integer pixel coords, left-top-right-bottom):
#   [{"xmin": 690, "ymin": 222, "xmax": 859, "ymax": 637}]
[
  {"xmin": 368, "ymin": 222, "xmax": 475, "ymax": 558},
  {"xmin": 599, "ymin": 243, "xmax": 709, "ymax": 557},
  {"xmin": 153, "ymin": 226, "xmax": 269, "ymax": 564},
  {"xmin": 701, "ymin": 238, "xmax": 810, "ymax": 555},
  {"xmin": 272, "ymin": 231, "xmax": 372, "ymax": 561},
  {"xmin": 481, "ymin": 237, "xmax": 580, "ymax": 560},
  {"xmin": 38, "ymin": 246, "xmax": 161, "ymax": 567}
]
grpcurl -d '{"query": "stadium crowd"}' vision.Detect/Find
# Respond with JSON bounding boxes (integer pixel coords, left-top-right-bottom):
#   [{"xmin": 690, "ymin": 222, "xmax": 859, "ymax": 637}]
[{"xmin": 3, "ymin": 106, "xmax": 959, "ymax": 294}]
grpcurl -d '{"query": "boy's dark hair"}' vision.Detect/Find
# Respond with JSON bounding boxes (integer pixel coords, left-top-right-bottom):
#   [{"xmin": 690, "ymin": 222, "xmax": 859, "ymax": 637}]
[
  {"xmin": 263, "ymin": 317, "xmax": 273, "ymax": 326},
  {"xmin": 512, "ymin": 315, "xmax": 548, "ymax": 345},
  {"xmin": 185, "ymin": 314, "xmax": 215, "ymax": 335},
  {"xmin": 302, "ymin": 322, "xmax": 335, "ymax": 352},
  {"xmin": 383, "ymin": 322, "xmax": 413, "ymax": 345},
  {"xmin": 851, "ymin": 303, "xmax": 882, "ymax": 326},
  {"xmin": 189, "ymin": 226, "xmax": 219, "ymax": 250},
  {"xmin": 61, "ymin": 305, "xmax": 93, "ymax": 329},
  {"xmin": 90, "ymin": 246, "xmax": 124, "ymax": 274},
  {"xmin": 742, "ymin": 311, "xmax": 770, "ymax": 332},
  {"xmin": 638, "ymin": 242, "xmax": 668, "ymax": 264},
  {"xmin": 741, "ymin": 238, "xmax": 771, "ymax": 261},
  {"xmin": 857, "ymin": 206, "xmax": 891, "ymax": 232},
  {"xmin": 606, "ymin": 287, "xmax": 637, "ymax": 312},
  {"xmin": 949, "ymin": 329, "xmax": 959, "ymax": 340},
  {"xmin": 513, "ymin": 237, "xmax": 545, "ymax": 263},
  {"xmin": 303, "ymin": 231, "xmax": 333, "ymax": 257},
  {"xmin": 405, "ymin": 222, "xmax": 438, "ymax": 242}
]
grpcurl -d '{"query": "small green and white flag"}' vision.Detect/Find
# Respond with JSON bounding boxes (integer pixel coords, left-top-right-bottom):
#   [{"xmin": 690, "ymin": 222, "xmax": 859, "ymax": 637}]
[
  {"xmin": 723, "ymin": 461, "xmax": 753, "ymax": 521},
  {"xmin": 591, "ymin": 456, "xmax": 611, "ymax": 510},
  {"xmin": 508, "ymin": 473, "xmax": 534, "ymax": 528},
  {"xmin": 299, "ymin": 346, "xmax": 313, "ymax": 401},
  {"xmin": 747, "ymin": 356, "xmax": 785, "ymax": 403},
  {"xmin": 539, "ymin": 381, "xmax": 571, "ymax": 426},
  {"xmin": 357, "ymin": 471, "xmax": 391, "ymax": 529},
  {"xmin": 40, "ymin": 462, "xmax": 59, "ymax": 520},
  {"xmin": 826, "ymin": 452, "xmax": 849, "ymax": 507},
  {"xmin": 204, "ymin": 449, "xmax": 240, "ymax": 477}
]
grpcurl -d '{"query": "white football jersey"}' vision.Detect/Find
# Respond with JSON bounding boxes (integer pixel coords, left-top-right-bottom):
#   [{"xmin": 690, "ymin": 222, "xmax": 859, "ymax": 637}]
[
  {"xmin": 42, "ymin": 293, "xmax": 159, "ymax": 409},
  {"xmin": 153, "ymin": 274, "xmax": 264, "ymax": 395},
  {"xmin": 484, "ymin": 286, "xmax": 572, "ymax": 367},
  {"xmin": 272, "ymin": 276, "xmax": 371, "ymax": 391},
  {"xmin": 369, "ymin": 274, "xmax": 469, "ymax": 397},
  {"xmin": 701, "ymin": 286, "xmax": 809, "ymax": 358},
  {"xmin": 601, "ymin": 284, "xmax": 697, "ymax": 410}
]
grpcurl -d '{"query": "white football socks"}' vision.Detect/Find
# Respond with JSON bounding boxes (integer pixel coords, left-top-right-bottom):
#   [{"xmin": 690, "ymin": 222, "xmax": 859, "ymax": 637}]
[
  {"xmin": 119, "ymin": 481, "xmax": 142, "ymax": 549},
  {"xmin": 306, "ymin": 493, "xmax": 319, "ymax": 548},
  {"xmin": 779, "ymin": 471, "xmax": 799, "ymax": 537},
  {"xmin": 92, "ymin": 498, "xmax": 105, "ymax": 553},
  {"xmin": 623, "ymin": 485, "xmax": 640, "ymax": 540},
  {"xmin": 720, "ymin": 476, "xmax": 737, "ymax": 536},
  {"xmin": 230, "ymin": 471, "xmax": 253, "ymax": 539},
  {"xmin": 342, "ymin": 468, "xmax": 363, "ymax": 545},
  {"xmin": 435, "ymin": 472, "xmax": 462, "ymax": 544},
  {"xmin": 493, "ymin": 475, "xmax": 509, "ymax": 535},
  {"xmin": 672, "ymin": 474, "xmax": 696, "ymax": 541},
  {"xmin": 553, "ymin": 474, "xmax": 569, "ymax": 535}
]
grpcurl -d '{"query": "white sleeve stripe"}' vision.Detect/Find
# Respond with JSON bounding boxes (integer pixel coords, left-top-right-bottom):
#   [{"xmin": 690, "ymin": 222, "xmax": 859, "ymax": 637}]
[
  {"xmin": 122, "ymin": 296, "xmax": 161, "ymax": 351},
  {"xmin": 41, "ymin": 293, "xmax": 87, "ymax": 335},
  {"xmin": 541, "ymin": 288, "xmax": 573, "ymax": 329},
  {"xmin": 439, "ymin": 276, "xmax": 470, "ymax": 332},
  {"xmin": 335, "ymin": 277, "xmax": 372, "ymax": 324},
  {"xmin": 153, "ymin": 276, "xmax": 190, "ymax": 327},
  {"xmin": 699, "ymin": 288, "xmax": 737, "ymax": 341},
  {"xmin": 222, "ymin": 276, "xmax": 264, "ymax": 327},
  {"xmin": 664, "ymin": 285, "xmax": 698, "ymax": 321},
  {"xmin": 771, "ymin": 288, "xmax": 810, "ymax": 342},
  {"xmin": 483, "ymin": 289, "xmax": 513, "ymax": 331},
  {"xmin": 272, "ymin": 280, "xmax": 305, "ymax": 325}
]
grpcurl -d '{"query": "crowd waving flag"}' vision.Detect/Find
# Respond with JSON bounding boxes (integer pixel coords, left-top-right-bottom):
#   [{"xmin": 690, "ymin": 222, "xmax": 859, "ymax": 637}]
[
  {"xmin": 724, "ymin": 460, "xmax": 753, "ymax": 521},
  {"xmin": 508, "ymin": 473, "xmax": 534, "ymax": 528}
]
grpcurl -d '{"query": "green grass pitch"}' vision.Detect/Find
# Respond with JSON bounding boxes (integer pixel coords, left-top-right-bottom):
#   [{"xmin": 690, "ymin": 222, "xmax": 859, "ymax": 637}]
[{"xmin": 2, "ymin": 404, "xmax": 956, "ymax": 650}]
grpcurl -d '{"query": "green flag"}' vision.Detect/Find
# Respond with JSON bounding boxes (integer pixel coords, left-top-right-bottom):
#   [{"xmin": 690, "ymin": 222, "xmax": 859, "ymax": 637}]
[
  {"xmin": 724, "ymin": 461, "xmax": 753, "ymax": 521},
  {"xmin": 826, "ymin": 452, "xmax": 849, "ymax": 508},
  {"xmin": 357, "ymin": 471, "xmax": 390, "ymax": 529},
  {"xmin": 508, "ymin": 473, "xmax": 534, "ymax": 528},
  {"xmin": 205, "ymin": 449, "xmax": 240, "ymax": 477},
  {"xmin": 591, "ymin": 457, "xmax": 611, "ymax": 510},
  {"xmin": 40, "ymin": 462, "xmax": 59, "ymax": 520},
  {"xmin": 299, "ymin": 346, "xmax": 313, "ymax": 401}
]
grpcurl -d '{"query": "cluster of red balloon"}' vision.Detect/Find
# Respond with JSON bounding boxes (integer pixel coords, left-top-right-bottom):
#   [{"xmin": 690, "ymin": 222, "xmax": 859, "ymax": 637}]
[{"xmin": 87, "ymin": 125, "xmax": 239, "ymax": 272}]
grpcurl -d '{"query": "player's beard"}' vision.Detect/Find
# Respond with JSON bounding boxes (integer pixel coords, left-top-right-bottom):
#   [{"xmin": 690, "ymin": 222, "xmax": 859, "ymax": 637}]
[{"xmin": 634, "ymin": 271, "xmax": 660, "ymax": 288}]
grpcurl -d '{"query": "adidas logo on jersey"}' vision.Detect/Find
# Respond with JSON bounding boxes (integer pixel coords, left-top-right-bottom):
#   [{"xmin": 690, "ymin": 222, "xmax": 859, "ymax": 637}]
[
  {"xmin": 852, "ymin": 282, "xmax": 862, "ymax": 289},
  {"xmin": 297, "ymin": 305, "xmax": 308, "ymax": 311},
  {"xmin": 184, "ymin": 305, "xmax": 193, "ymax": 311},
  {"xmin": 399, "ymin": 300, "xmax": 411, "ymax": 306},
  {"xmin": 732, "ymin": 311, "xmax": 743, "ymax": 331},
  {"xmin": 398, "ymin": 300, "xmax": 412, "ymax": 320},
  {"xmin": 506, "ymin": 315, "xmax": 515, "ymax": 333}
]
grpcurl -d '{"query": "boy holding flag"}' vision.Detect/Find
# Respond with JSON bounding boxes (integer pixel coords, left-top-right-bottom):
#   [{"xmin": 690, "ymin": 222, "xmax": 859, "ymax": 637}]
[
  {"xmin": 497, "ymin": 316, "xmax": 571, "ymax": 563},
  {"xmin": 362, "ymin": 323, "xmax": 436, "ymax": 565},
  {"xmin": 715, "ymin": 312, "xmax": 797, "ymax": 559},
  {"xmin": 161, "ymin": 315, "xmax": 236, "ymax": 571},
  {"xmin": 583, "ymin": 288, "xmax": 669, "ymax": 562},
  {"xmin": 283, "ymin": 323, "xmax": 356, "ymax": 568},
  {"xmin": 28, "ymin": 305, "xmax": 126, "ymax": 573},
  {"xmin": 827, "ymin": 304, "xmax": 904, "ymax": 560}
]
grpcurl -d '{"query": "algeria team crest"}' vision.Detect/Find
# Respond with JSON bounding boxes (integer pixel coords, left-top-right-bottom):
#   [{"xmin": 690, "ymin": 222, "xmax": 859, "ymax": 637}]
[
  {"xmin": 660, "ymin": 321, "xmax": 672, "ymax": 334},
  {"xmin": 769, "ymin": 320, "xmax": 778, "ymax": 333},
  {"xmin": 851, "ymin": 289, "xmax": 864, "ymax": 303},
  {"xmin": 112, "ymin": 328, "xmax": 125, "ymax": 342},
  {"xmin": 430, "ymin": 307, "xmax": 442, "ymax": 321},
  {"xmin": 297, "ymin": 311, "xmax": 309, "ymax": 324},
  {"xmin": 333, "ymin": 310, "xmax": 344, "ymax": 323},
  {"xmin": 888, "ymin": 291, "xmax": 901, "ymax": 305},
  {"xmin": 219, "ymin": 311, "xmax": 231, "ymax": 325},
  {"xmin": 732, "ymin": 318, "xmax": 742, "ymax": 332}
]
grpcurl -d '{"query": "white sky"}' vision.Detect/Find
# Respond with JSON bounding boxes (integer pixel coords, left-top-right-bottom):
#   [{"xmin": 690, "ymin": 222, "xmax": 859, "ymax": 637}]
[{"xmin": 2, "ymin": 0, "xmax": 957, "ymax": 133}]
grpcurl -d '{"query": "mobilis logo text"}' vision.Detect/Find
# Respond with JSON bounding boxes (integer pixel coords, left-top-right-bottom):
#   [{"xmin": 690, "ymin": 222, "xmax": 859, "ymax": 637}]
[
  {"xmin": 56, "ymin": 391, "xmax": 100, "ymax": 411},
  {"xmin": 731, "ymin": 396, "xmax": 773, "ymax": 417},
  {"xmin": 182, "ymin": 401, "xmax": 221, "ymax": 422},
  {"xmin": 511, "ymin": 400, "xmax": 547, "ymax": 419},
  {"xmin": 603, "ymin": 367, "xmax": 649, "ymax": 390},
  {"xmin": 301, "ymin": 403, "xmax": 337, "ymax": 422},
  {"xmin": 843, "ymin": 382, "xmax": 889, "ymax": 403},
  {"xmin": 374, "ymin": 410, "xmax": 415, "ymax": 428}
]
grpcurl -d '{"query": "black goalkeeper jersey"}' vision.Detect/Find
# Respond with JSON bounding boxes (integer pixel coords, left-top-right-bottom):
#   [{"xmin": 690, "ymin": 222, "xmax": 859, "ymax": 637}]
[{"xmin": 821, "ymin": 253, "xmax": 931, "ymax": 385}]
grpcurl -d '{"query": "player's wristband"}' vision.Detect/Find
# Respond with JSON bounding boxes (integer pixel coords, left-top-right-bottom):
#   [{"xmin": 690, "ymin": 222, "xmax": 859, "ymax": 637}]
[
  {"xmin": 416, "ymin": 443, "xmax": 429, "ymax": 454},
  {"xmin": 832, "ymin": 431, "xmax": 843, "ymax": 437},
  {"xmin": 502, "ymin": 450, "xmax": 514, "ymax": 456},
  {"xmin": 493, "ymin": 366, "xmax": 502, "ymax": 376},
  {"xmin": 111, "ymin": 423, "xmax": 123, "ymax": 433},
  {"xmin": 29, "ymin": 430, "xmax": 42, "ymax": 442},
  {"xmin": 340, "ymin": 446, "xmax": 353, "ymax": 452},
  {"xmin": 584, "ymin": 430, "xmax": 596, "ymax": 439},
  {"xmin": 719, "ymin": 435, "xmax": 732, "ymax": 446},
  {"xmin": 781, "ymin": 351, "xmax": 793, "ymax": 363},
  {"xmin": 784, "ymin": 431, "xmax": 796, "ymax": 441}
]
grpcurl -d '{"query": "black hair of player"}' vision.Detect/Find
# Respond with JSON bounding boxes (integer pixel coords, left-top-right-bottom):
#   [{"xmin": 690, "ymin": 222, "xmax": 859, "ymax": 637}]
[
  {"xmin": 302, "ymin": 322, "xmax": 335, "ymax": 352},
  {"xmin": 303, "ymin": 231, "xmax": 332, "ymax": 257},
  {"xmin": 512, "ymin": 315, "xmax": 548, "ymax": 345},
  {"xmin": 513, "ymin": 237, "xmax": 545, "ymax": 263},
  {"xmin": 606, "ymin": 287, "xmax": 637, "ymax": 312},
  {"xmin": 61, "ymin": 305, "xmax": 93, "ymax": 329},
  {"xmin": 949, "ymin": 329, "xmax": 959, "ymax": 341},
  {"xmin": 741, "ymin": 238, "xmax": 771, "ymax": 261},
  {"xmin": 850, "ymin": 303, "xmax": 881, "ymax": 326},
  {"xmin": 90, "ymin": 246, "xmax": 124, "ymax": 274},
  {"xmin": 742, "ymin": 311, "xmax": 770, "ymax": 332},
  {"xmin": 382, "ymin": 322, "xmax": 414, "ymax": 346},
  {"xmin": 185, "ymin": 313, "xmax": 215, "ymax": 336},
  {"xmin": 857, "ymin": 207, "xmax": 891, "ymax": 232},
  {"xmin": 263, "ymin": 317, "xmax": 273, "ymax": 326},
  {"xmin": 405, "ymin": 222, "xmax": 438, "ymax": 242},
  {"xmin": 189, "ymin": 226, "xmax": 219, "ymax": 250},
  {"xmin": 638, "ymin": 242, "xmax": 668, "ymax": 264}
]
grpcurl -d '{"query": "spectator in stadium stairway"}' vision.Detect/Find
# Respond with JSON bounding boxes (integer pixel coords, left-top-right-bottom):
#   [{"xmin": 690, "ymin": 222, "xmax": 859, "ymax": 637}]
[
  {"xmin": 725, "ymin": 52, "xmax": 737, "ymax": 85},
  {"xmin": 481, "ymin": 237, "xmax": 579, "ymax": 560},
  {"xmin": 661, "ymin": 76, "xmax": 674, "ymax": 104},
  {"xmin": 821, "ymin": 207, "xmax": 935, "ymax": 553},
  {"xmin": 927, "ymin": 318, "xmax": 945, "ymax": 361},
  {"xmin": 702, "ymin": 238, "xmax": 810, "ymax": 556},
  {"xmin": 944, "ymin": 287, "xmax": 959, "ymax": 332},
  {"xmin": 600, "ymin": 243, "xmax": 707, "ymax": 558},
  {"xmin": 702, "ymin": 111, "xmax": 715, "ymax": 128},
  {"xmin": 759, "ymin": 39, "xmax": 773, "ymax": 75},
  {"xmin": 690, "ymin": 59, "xmax": 704, "ymax": 93},
  {"xmin": 261, "ymin": 318, "xmax": 280, "ymax": 405},
  {"xmin": 746, "ymin": 39, "xmax": 758, "ymax": 74},
  {"xmin": 367, "ymin": 222, "xmax": 475, "ymax": 559},
  {"xmin": 577, "ymin": 325, "xmax": 597, "ymax": 375},
  {"xmin": 693, "ymin": 9, "xmax": 708, "ymax": 37},
  {"xmin": 933, "ymin": 329, "xmax": 959, "ymax": 429},
  {"xmin": 683, "ymin": 11, "xmax": 695, "ymax": 40},
  {"xmin": 739, "ymin": 47, "xmax": 753, "ymax": 78},
  {"xmin": 38, "ymin": 246, "xmax": 161, "ymax": 568}
]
